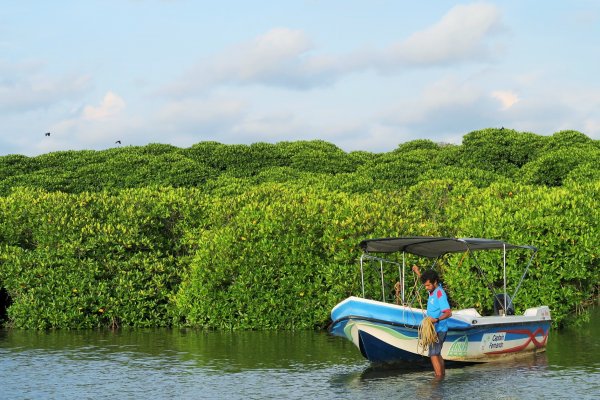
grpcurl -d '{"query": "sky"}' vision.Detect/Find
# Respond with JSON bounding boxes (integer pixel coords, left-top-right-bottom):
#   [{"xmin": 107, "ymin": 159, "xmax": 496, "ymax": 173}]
[{"xmin": 1, "ymin": 0, "xmax": 600, "ymax": 156}]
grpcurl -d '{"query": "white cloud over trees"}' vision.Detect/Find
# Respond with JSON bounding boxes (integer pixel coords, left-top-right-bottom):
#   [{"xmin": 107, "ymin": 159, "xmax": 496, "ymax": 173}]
[
  {"xmin": 163, "ymin": 3, "xmax": 505, "ymax": 96},
  {"xmin": 1, "ymin": 1, "xmax": 599, "ymax": 156}
]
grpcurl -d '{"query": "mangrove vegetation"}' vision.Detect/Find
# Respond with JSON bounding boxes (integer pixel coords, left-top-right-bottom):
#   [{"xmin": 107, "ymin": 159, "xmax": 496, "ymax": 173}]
[{"xmin": 0, "ymin": 128, "xmax": 598, "ymax": 330}]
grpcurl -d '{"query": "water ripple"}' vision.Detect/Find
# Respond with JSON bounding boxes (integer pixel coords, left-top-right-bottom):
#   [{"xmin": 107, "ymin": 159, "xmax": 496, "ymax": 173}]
[{"xmin": 1, "ymin": 326, "xmax": 599, "ymax": 399}]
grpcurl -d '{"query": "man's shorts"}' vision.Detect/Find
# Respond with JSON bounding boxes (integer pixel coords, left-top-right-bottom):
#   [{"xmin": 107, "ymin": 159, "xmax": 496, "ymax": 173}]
[{"xmin": 429, "ymin": 331, "xmax": 447, "ymax": 357}]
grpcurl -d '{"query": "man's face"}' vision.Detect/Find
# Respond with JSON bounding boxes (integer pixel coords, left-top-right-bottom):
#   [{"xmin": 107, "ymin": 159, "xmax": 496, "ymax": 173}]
[{"xmin": 424, "ymin": 279, "xmax": 437, "ymax": 293}]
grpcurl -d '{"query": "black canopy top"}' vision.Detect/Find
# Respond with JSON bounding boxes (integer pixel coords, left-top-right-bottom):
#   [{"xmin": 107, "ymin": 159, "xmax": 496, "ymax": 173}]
[{"xmin": 359, "ymin": 236, "xmax": 537, "ymax": 258}]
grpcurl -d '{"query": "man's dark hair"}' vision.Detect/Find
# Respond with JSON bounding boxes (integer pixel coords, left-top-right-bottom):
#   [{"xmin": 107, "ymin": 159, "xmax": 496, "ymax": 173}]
[{"xmin": 420, "ymin": 269, "xmax": 439, "ymax": 284}]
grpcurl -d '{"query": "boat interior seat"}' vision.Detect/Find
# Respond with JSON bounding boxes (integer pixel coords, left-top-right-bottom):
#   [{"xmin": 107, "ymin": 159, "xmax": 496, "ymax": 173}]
[
  {"xmin": 524, "ymin": 306, "xmax": 550, "ymax": 317},
  {"xmin": 453, "ymin": 308, "xmax": 481, "ymax": 317}
]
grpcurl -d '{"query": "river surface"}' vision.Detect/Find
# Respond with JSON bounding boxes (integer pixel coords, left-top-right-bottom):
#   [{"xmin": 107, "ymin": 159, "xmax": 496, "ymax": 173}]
[{"xmin": 1, "ymin": 308, "xmax": 598, "ymax": 399}]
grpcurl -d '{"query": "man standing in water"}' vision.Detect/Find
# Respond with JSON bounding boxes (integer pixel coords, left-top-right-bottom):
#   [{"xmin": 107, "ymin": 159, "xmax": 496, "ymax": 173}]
[{"xmin": 412, "ymin": 265, "xmax": 452, "ymax": 377}]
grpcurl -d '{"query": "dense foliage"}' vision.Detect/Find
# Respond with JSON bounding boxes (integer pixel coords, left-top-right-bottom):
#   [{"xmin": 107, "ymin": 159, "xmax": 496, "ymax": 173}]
[{"xmin": 0, "ymin": 128, "xmax": 598, "ymax": 330}]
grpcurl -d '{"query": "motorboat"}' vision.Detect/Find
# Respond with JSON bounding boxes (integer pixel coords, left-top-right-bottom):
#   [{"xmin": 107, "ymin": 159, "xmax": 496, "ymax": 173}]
[{"xmin": 328, "ymin": 237, "xmax": 551, "ymax": 364}]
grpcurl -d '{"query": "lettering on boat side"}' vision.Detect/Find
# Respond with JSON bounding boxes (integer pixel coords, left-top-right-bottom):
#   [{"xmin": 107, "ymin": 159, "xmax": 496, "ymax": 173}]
[
  {"xmin": 447, "ymin": 335, "xmax": 468, "ymax": 357},
  {"xmin": 481, "ymin": 332, "xmax": 506, "ymax": 352}
]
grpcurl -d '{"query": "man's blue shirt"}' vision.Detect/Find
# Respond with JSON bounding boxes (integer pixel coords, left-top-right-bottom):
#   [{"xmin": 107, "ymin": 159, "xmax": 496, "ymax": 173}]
[{"xmin": 426, "ymin": 284, "xmax": 451, "ymax": 333}]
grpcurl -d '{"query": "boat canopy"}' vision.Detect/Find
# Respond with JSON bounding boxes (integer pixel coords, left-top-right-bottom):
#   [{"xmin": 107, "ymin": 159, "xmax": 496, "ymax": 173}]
[{"xmin": 359, "ymin": 236, "xmax": 536, "ymax": 258}]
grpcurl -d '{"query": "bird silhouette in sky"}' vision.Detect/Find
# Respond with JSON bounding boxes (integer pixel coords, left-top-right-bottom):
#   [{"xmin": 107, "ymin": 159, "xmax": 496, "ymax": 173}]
[
  {"xmin": 45, "ymin": 132, "xmax": 51, "ymax": 137},
  {"xmin": 115, "ymin": 140, "xmax": 121, "ymax": 144}
]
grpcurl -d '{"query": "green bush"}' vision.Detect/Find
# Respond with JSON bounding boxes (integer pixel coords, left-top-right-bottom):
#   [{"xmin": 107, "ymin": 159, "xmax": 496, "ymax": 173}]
[
  {"xmin": 442, "ymin": 181, "xmax": 600, "ymax": 326},
  {"xmin": 0, "ymin": 187, "xmax": 209, "ymax": 329},
  {"xmin": 460, "ymin": 128, "xmax": 544, "ymax": 176},
  {"xmin": 544, "ymin": 130, "xmax": 594, "ymax": 151},
  {"xmin": 0, "ymin": 131, "xmax": 598, "ymax": 330},
  {"xmin": 519, "ymin": 146, "xmax": 600, "ymax": 186}
]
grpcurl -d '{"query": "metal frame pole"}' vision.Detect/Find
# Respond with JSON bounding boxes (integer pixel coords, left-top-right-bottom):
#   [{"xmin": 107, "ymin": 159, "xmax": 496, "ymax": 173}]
[
  {"xmin": 380, "ymin": 259, "xmax": 385, "ymax": 302},
  {"xmin": 360, "ymin": 254, "xmax": 365, "ymax": 298},
  {"xmin": 503, "ymin": 243, "xmax": 507, "ymax": 315}
]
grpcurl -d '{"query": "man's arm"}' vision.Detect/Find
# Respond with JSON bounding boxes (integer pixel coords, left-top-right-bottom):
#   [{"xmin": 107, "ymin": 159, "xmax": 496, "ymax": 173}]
[{"xmin": 432, "ymin": 309, "xmax": 452, "ymax": 323}]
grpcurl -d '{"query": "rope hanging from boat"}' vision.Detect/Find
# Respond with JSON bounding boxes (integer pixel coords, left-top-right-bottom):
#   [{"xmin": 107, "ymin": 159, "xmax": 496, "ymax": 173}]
[
  {"xmin": 394, "ymin": 281, "xmax": 402, "ymax": 305},
  {"xmin": 457, "ymin": 249, "xmax": 469, "ymax": 269}
]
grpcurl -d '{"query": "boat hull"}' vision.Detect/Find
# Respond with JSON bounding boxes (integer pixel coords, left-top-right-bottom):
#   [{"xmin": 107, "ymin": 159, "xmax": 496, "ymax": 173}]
[{"xmin": 329, "ymin": 297, "xmax": 551, "ymax": 364}]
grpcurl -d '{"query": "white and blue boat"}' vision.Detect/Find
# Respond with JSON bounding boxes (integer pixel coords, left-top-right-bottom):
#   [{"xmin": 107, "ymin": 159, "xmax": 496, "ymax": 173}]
[{"xmin": 328, "ymin": 237, "xmax": 551, "ymax": 364}]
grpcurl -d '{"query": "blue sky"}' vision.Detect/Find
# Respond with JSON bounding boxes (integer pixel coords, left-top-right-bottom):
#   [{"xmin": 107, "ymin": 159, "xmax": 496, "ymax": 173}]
[{"xmin": 1, "ymin": 1, "xmax": 599, "ymax": 156}]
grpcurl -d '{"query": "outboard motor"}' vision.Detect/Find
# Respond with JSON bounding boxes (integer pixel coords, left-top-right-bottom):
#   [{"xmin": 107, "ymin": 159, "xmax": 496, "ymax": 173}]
[{"xmin": 493, "ymin": 293, "xmax": 514, "ymax": 316}]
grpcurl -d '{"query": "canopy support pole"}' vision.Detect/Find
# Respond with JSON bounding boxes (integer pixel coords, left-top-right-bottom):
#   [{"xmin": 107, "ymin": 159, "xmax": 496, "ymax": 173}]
[
  {"xmin": 401, "ymin": 252, "xmax": 406, "ymax": 304},
  {"xmin": 503, "ymin": 243, "xmax": 507, "ymax": 316},
  {"xmin": 360, "ymin": 254, "xmax": 365, "ymax": 298},
  {"xmin": 380, "ymin": 259, "xmax": 385, "ymax": 302}
]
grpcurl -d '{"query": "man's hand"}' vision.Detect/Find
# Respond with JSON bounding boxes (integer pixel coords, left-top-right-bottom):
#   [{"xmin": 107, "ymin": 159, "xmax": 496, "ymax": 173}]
[{"xmin": 412, "ymin": 265, "xmax": 421, "ymax": 276}]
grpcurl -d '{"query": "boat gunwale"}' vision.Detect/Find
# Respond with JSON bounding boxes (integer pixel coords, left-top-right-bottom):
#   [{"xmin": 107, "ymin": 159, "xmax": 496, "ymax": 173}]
[
  {"xmin": 330, "ymin": 296, "xmax": 551, "ymax": 330},
  {"xmin": 329, "ymin": 314, "xmax": 551, "ymax": 333}
]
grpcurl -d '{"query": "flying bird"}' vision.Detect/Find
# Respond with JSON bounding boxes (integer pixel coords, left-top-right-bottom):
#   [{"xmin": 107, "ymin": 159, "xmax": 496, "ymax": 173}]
[
  {"xmin": 115, "ymin": 140, "xmax": 121, "ymax": 144},
  {"xmin": 45, "ymin": 132, "xmax": 51, "ymax": 136}
]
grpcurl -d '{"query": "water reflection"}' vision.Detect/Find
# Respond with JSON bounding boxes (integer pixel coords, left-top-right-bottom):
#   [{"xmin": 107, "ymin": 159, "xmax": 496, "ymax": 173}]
[
  {"xmin": 0, "ymin": 309, "xmax": 598, "ymax": 399},
  {"xmin": 330, "ymin": 352, "xmax": 574, "ymax": 400},
  {"xmin": 0, "ymin": 329, "xmax": 362, "ymax": 371}
]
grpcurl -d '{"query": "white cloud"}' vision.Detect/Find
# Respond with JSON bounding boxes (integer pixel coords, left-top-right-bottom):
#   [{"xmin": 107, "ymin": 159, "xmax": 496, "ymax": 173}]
[
  {"xmin": 336, "ymin": 122, "xmax": 408, "ymax": 153},
  {"xmin": 511, "ymin": 84, "xmax": 600, "ymax": 138},
  {"xmin": 583, "ymin": 118, "xmax": 600, "ymax": 135},
  {"xmin": 83, "ymin": 91, "xmax": 126, "ymax": 120},
  {"xmin": 0, "ymin": 59, "xmax": 45, "ymax": 76},
  {"xmin": 163, "ymin": 28, "xmax": 339, "ymax": 95},
  {"xmin": 387, "ymin": 2, "xmax": 503, "ymax": 66},
  {"xmin": 371, "ymin": 74, "xmax": 504, "ymax": 145},
  {"xmin": 156, "ymin": 98, "xmax": 244, "ymax": 130},
  {"xmin": 374, "ymin": 71, "xmax": 600, "ymax": 145},
  {"xmin": 163, "ymin": 4, "xmax": 506, "ymax": 96},
  {"xmin": 230, "ymin": 27, "xmax": 313, "ymax": 80},
  {"xmin": 383, "ymin": 76, "xmax": 486, "ymax": 127},
  {"xmin": 491, "ymin": 90, "xmax": 520, "ymax": 110},
  {"xmin": 28, "ymin": 91, "xmax": 134, "ymax": 154},
  {"xmin": 0, "ymin": 66, "xmax": 91, "ymax": 113},
  {"xmin": 233, "ymin": 111, "xmax": 294, "ymax": 134},
  {"xmin": 17, "ymin": 3, "xmax": 600, "ymax": 156}
]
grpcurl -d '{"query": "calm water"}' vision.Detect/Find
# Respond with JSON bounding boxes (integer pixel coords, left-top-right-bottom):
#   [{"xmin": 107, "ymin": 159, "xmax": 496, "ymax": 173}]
[{"xmin": 1, "ymin": 309, "xmax": 598, "ymax": 400}]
